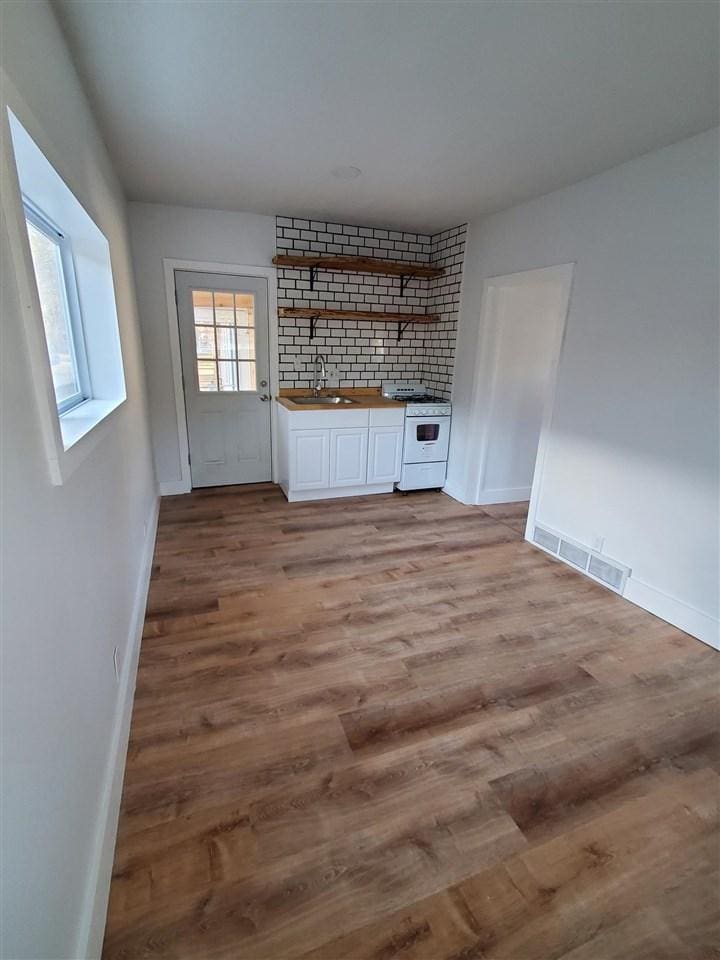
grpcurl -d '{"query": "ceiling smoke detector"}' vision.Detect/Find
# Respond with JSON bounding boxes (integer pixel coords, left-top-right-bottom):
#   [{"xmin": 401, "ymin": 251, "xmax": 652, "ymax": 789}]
[{"xmin": 331, "ymin": 165, "xmax": 362, "ymax": 181}]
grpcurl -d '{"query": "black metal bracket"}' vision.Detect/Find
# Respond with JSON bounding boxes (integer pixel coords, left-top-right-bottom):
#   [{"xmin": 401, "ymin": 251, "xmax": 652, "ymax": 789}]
[
  {"xmin": 309, "ymin": 314, "xmax": 320, "ymax": 340},
  {"xmin": 399, "ymin": 274, "xmax": 411, "ymax": 296},
  {"xmin": 397, "ymin": 319, "xmax": 412, "ymax": 342},
  {"xmin": 308, "ymin": 265, "xmax": 318, "ymax": 291}
]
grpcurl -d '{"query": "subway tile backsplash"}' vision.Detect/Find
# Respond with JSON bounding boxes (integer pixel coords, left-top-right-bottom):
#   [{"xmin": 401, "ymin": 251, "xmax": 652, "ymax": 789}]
[{"xmin": 276, "ymin": 217, "xmax": 465, "ymax": 398}]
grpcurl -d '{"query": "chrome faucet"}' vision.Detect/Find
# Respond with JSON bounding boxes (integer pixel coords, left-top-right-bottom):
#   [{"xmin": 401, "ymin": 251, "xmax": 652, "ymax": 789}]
[{"xmin": 312, "ymin": 353, "xmax": 327, "ymax": 396}]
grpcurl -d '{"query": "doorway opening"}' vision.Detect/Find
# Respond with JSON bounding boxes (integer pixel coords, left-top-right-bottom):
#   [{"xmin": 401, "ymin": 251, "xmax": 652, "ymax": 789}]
[{"xmin": 467, "ymin": 263, "xmax": 574, "ymax": 524}]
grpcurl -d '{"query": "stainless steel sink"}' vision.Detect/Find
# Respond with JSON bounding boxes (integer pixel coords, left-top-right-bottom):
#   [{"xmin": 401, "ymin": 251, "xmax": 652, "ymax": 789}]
[{"xmin": 291, "ymin": 396, "xmax": 357, "ymax": 405}]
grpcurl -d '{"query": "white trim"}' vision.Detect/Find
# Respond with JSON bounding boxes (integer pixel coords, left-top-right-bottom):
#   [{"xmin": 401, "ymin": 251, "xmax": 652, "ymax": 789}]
[
  {"xmin": 477, "ymin": 485, "xmax": 531, "ymax": 505},
  {"xmin": 513, "ymin": 264, "xmax": 575, "ymax": 539},
  {"xmin": 441, "ymin": 481, "xmax": 469, "ymax": 504},
  {"xmin": 464, "ymin": 263, "xmax": 575, "ymax": 511},
  {"xmin": 162, "ymin": 259, "xmax": 278, "ymax": 495},
  {"xmin": 75, "ymin": 494, "xmax": 160, "ymax": 959},
  {"xmin": 3, "ymin": 104, "xmax": 128, "ymax": 485},
  {"xmin": 159, "ymin": 478, "xmax": 190, "ymax": 497},
  {"xmin": 624, "ymin": 578, "xmax": 720, "ymax": 651}
]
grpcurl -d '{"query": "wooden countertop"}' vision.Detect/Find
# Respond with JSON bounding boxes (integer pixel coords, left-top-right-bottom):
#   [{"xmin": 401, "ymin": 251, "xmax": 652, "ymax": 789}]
[{"xmin": 276, "ymin": 388, "xmax": 405, "ymax": 411}]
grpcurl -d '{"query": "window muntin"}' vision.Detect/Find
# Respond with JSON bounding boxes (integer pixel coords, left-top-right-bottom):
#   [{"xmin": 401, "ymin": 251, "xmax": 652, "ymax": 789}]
[
  {"xmin": 191, "ymin": 289, "xmax": 257, "ymax": 392},
  {"xmin": 24, "ymin": 204, "xmax": 88, "ymax": 414}
]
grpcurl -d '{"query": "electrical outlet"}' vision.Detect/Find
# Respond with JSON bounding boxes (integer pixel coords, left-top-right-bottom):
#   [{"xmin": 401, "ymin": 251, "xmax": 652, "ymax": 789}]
[
  {"xmin": 293, "ymin": 356, "xmax": 305, "ymax": 373},
  {"xmin": 113, "ymin": 646, "xmax": 120, "ymax": 682}
]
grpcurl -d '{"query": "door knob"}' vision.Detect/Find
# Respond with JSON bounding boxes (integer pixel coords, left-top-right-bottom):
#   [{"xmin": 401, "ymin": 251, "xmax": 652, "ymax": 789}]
[
  {"xmin": 259, "ymin": 394, "xmax": 270, "ymax": 401},
  {"xmin": 260, "ymin": 379, "xmax": 268, "ymax": 387}
]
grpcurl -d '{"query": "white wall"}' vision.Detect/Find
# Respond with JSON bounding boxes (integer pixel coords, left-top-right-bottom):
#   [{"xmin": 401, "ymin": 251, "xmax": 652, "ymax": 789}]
[
  {"xmin": 449, "ymin": 129, "xmax": 719, "ymax": 647},
  {"xmin": 127, "ymin": 202, "xmax": 275, "ymax": 487},
  {"xmin": 0, "ymin": 4, "xmax": 157, "ymax": 958}
]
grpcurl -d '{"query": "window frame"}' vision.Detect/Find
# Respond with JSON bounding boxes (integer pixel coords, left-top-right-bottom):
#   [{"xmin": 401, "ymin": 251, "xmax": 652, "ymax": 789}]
[{"xmin": 23, "ymin": 197, "xmax": 91, "ymax": 415}]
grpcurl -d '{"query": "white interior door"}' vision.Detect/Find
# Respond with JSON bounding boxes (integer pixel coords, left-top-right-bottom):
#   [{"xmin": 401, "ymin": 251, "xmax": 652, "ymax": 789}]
[{"xmin": 176, "ymin": 270, "xmax": 271, "ymax": 487}]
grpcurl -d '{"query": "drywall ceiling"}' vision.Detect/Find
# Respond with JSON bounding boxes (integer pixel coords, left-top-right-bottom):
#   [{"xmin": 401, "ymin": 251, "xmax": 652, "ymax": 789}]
[{"xmin": 55, "ymin": 0, "xmax": 718, "ymax": 233}]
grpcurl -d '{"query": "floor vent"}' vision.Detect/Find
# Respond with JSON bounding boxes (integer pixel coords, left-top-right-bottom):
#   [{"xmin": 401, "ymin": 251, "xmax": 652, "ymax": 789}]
[
  {"xmin": 588, "ymin": 554, "xmax": 629, "ymax": 591},
  {"xmin": 558, "ymin": 539, "xmax": 590, "ymax": 571},
  {"xmin": 533, "ymin": 525, "xmax": 560, "ymax": 553},
  {"xmin": 531, "ymin": 523, "xmax": 630, "ymax": 594}
]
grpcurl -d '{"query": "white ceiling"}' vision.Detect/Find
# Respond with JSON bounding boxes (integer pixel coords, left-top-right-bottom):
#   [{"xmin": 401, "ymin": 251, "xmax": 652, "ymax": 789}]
[{"xmin": 56, "ymin": 0, "xmax": 718, "ymax": 234}]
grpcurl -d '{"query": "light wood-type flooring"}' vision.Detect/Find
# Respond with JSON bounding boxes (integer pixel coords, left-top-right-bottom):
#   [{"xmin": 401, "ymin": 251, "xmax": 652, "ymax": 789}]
[{"xmin": 103, "ymin": 485, "xmax": 719, "ymax": 959}]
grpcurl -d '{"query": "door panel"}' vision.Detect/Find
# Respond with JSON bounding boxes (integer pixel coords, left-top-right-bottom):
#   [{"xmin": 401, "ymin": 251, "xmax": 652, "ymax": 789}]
[
  {"xmin": 291, "ymin": 430, "xmax": 329, "ymax": 489},
  {"xmin": 176, "ymin": 271, "xmax": 271, "ymax": 487},
  {"xmin": 330, "ymin": 428, "xmax": 368, "ymax": 486},
  {"xmin": 367, "ymin": 426, "xmax": 403, "ymax": 483}
]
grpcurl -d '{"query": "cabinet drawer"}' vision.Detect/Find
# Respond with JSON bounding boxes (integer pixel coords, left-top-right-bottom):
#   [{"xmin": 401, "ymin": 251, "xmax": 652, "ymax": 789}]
[
  {"xmin": 369, "ymin": 407, "xmax": 405, "ymax": 427},
  {"xmin": 288, "ymin": 409, "xmax": 369, "ymax": 430}
]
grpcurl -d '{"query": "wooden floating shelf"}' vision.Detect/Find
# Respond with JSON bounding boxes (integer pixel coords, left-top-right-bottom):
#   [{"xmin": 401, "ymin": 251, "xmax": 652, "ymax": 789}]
[
  {"xmin": 278, "ymin": 306, "xmax": 439, "ymax": 341},
  {"xmin": 273, "ymin": 253, "xmax": 444, "ymax": 296},
  {"xmin": 273, "ymin": 254, "xmax": 445, "ymax": 279}
]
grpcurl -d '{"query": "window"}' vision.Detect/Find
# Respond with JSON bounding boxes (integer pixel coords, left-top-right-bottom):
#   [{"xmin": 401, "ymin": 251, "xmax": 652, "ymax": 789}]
[
  {"xmin": 8, "ymin": 108, "xmax": 127, "ymax": 483},
  {"xmin": 23, "ymin": 203, "xmax": 89, "ymax": 414},
  {"xmin": 192, "ymin": 289, "xmax": 257, "ymax": 392}
]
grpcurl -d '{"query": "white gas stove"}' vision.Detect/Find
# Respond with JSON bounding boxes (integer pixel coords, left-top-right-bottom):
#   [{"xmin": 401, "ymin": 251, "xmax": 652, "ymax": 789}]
[{"xmin": 382, "ymin": 382, "xmax": 452, "ymax": 490}]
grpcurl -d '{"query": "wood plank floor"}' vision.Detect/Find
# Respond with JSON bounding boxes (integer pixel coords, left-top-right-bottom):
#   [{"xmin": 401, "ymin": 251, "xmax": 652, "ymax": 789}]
[{"xmin": 103, "ymin": 485, "xmax": 720, "ymax": 959}]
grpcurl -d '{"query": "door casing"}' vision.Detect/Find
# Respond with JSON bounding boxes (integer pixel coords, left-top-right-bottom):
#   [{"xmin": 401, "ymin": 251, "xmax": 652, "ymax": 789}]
[
  {"xmin": 464, "ymin": 263, "xmax": 574, "ymax": 522},
  {"xmin": 161, "ymin": 259, "xmax": 279, "ymax": 495}
]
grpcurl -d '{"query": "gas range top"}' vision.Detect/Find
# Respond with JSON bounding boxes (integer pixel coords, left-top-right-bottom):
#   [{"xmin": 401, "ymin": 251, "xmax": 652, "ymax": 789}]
[
  {"xmin": 382, "ymin": 381, "xmax": 450, "ymax": 406},
  {"xmin": 402, "ymin": 393, "xmax": 441, "ymax": 403},
  {"xmin": 382, "ymin": 382, "xmax": 451, "ymax": 419}
]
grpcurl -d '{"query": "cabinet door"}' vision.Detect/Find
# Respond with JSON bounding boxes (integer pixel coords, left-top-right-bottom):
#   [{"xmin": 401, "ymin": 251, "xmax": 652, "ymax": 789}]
[
  {"xmin": 290, "ymin": 429, "xmax": 330, "ymax": 489},
  {"xmin": 329, "ymin": 428, "xmax": 368, "ymax": 487},
  {"xmin": 367, "ymin": 426, "xmax": 403, "ymax": 484}
]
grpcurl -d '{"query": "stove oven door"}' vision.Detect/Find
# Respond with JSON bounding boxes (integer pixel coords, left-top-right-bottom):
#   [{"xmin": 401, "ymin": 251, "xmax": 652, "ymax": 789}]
[{"xmin": 403, "ymin": 416, "xmax": 451, "ymax": 463}]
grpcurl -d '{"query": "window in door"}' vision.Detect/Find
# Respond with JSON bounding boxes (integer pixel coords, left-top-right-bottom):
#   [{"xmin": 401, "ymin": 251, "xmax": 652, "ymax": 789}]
[{"xmin": 192, "ymin": 289, "xmax": 257, "ymax": 392}]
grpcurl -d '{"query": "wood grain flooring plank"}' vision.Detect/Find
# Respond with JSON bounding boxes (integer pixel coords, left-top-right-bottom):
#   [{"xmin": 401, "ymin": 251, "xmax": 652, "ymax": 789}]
[{"xmin": 102, "ymin": 488, "xmax": 719, "ymax": 959}]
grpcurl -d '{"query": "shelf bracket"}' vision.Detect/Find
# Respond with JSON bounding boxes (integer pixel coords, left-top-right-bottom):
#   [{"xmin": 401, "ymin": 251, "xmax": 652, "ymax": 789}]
[
  {"xmin": 397, "ymin": 319, "xmax": 412, "ymax": 342},
  {"xmin": 309, "ymin": 314, "xmax": 320, "ymax": 340},
  {"xmin": 399, "ymin": 274, "xmax": 411, "ymax": 296},
  {"xmin": 308, "ymin": 265, "xmax": 318, "ymax": 291}
]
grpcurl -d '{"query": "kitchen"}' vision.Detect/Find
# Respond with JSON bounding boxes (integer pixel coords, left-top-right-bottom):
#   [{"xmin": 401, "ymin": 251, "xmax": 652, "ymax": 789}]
[
  {"xmin": 171, "ymin": 215, "xmax": 466, "ymax": 500},
  {"xmin": 273, "ymin": 217, "xmax": 464, "ymax": 500}
]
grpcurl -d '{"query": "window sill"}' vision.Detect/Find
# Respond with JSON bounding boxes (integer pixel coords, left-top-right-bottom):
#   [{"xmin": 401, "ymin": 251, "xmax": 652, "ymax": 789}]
[
  {"xmin": 60, "ymin": 398, "xmax": 122, "ymax": 450},
  {"xmin": 46, "ymin": 396, "xmax": 125, "ymax": 484}
]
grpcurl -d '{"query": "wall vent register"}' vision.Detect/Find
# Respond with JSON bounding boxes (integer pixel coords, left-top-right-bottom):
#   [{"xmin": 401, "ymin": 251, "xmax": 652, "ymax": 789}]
[{"xmin": 532, "ymin": 524, "xmax": 631, "ymax": 594}]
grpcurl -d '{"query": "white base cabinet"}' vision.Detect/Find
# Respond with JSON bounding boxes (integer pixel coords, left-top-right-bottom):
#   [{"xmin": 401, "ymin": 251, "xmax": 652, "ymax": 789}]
[
  {"xmin": 277, "ymin": 403, "xmax": 405, "ymax": 502},
  {"xmin": 290, "ymin": 430, "xmax": 330, "ymax": 490},
  {"xmin": 367, "ymin": 426, "xmax": 404, "ymax": 484},
  {"xmin": 330, "ymin": 428, "xmax": 369, "ymax": 486}
]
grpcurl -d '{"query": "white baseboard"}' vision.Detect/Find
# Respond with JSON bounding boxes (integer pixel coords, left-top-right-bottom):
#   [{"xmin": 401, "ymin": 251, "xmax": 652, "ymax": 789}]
[
  {"xmin": 283, "ymin": 482, "xmax": 394, "ymax": 502},
  {"xmin": 477, "ymin": 485, "xmax": 531, "ymax": 505},
  {"xmin": 529, "ymin": 532, "xmax": 719, "ymax": 651},
  {"xmin": 624, "ymin": 577, "xmax": 719, "ymax": 651},
  {"xmin": 75, "ymin": 495, "xmax": 160, "ymax": 959},
  {"xmin": 442, "ymin": 482, "xmax": 470, "ymax": 504},
  {"xmin": 159, "ymin": 478, "xmax": 191, "ymax": 496}
]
